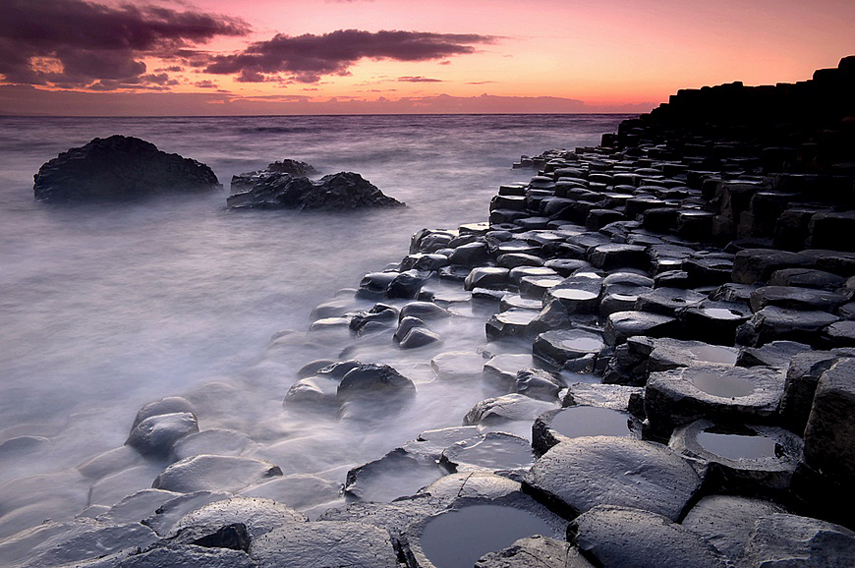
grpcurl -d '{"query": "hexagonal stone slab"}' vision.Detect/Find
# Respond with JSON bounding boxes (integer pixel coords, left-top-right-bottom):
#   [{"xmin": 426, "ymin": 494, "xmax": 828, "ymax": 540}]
[{"xmin": 523, "ymin": 437, "xmax": 700, "ymax": 520}]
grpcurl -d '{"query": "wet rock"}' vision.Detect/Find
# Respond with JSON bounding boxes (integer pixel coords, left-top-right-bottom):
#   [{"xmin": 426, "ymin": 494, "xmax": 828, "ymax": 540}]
[
  {"xmin": 670, "ymin": 419, "xmax": 803, "ymax": 493},
  {"xmin": 98, "ymin": 488, "xmax": 182, "ymax": 525},
  {"xmin": 400, "ymin": 301, "xmax": 451, "ymax": 321},
  {"xmin": 283, "ymin": 374, "xmax": 341, "ymax": 413},
  {"xmin": 568, "ymin": 506, "xmax": 726, "ymax": 568},
  {"xmin": 562, "ymin": 382, "xmax": 643, "ymax": 412},
  {"xmin": 440, "ymin": 432, "xmax": 536, "ymax": 478},
  {"xmin": 544, "ymin": 258, "xmax": 592, "ymax": 276},
  {"xmin": 141, "ymin": 490, "xmax": 234, "ymax": 537},
  {"xmin": 407, "ymin": 427, "xmax": 481, "ymax": 459},
  {"xmin": 523, "ymin": 437, "xmax": 701, "ymax": 520},
  {"xmin": 603, "ymin": 310, "xmax": 678, "ymax": 346},
  {"xmin": 519, "ymin": 275, "xmax": 565, "ymax": 300},
  {"xmin": 265, "ymin": 158, "xmax": 317, "ymax": 176},
  {"xmin": 403, "ymin": 503, "xmax": 564, "ymax": 568},
  {"xmin": 749, "ymin": 285, "xmax": 849, "ymax": 312},
  {"xmin": 464, "ymin": 267, "xmax": 510, "ymax": 291},
  {"xmin": 356, "ymin": 272, "xmax": 399, "ymax": 300},
  {"xmin": 802, "ymin": 358, "xmax": 855, "ymax": 490},
  {"xmin": 634, "ymin": 287, "xmax": 706, "ymax": 317},
  {"xmin": 508, "ymin": 266, "xmax": 559, "ymax": 285},
  {"xmin": 125, "ymin": 412, "xmax": 199, "ymax": 459},
  {"xmin": 241, "ymin": 473, "xmax": 341, "ymax": 511},
  {"xmin": 387, "ymin": 269, "xmax": 431, "ymax": 299},
  {"xmin": 544, "ymin": 274, "xmax": 604, "ymax": 314},
  {"xmin": 532, "ymin": 405, "xmax": 639, "ymax": 455},
  {"xmin": 464, "ymin": 394, "xmax": 558, "ymax": 428},
  {"xmin": 769, "ymin": 268, "xmax": 847, "ymax": 290},
  {"xmin": 401, "ymin": 253, "xmax": 450, "ymax": 271},
  {"xmin": 644, "ymin": 364, "xmax": 785, "ymax": 440},
  {"xmin": 780, "ymin": 351, "xmax": 842, "ymax": 434},
  {"xmin": 132, "ymin": 396, "xmax": 197, "ymax": 429},
  {"xmin": 475, "ymin": 535, "xmax": 593, "ymax": 568},
  {"xmin": 485, "ymin": 308, "xmax": 540, "ymax": 340},
  {"xmin": 731, "ymin": 249, "xmax": 816, "ymax": 284},
  {"xmin": 737, "ymin": 306, "xmax": 839, "ymax": 346},
  {"xmin": 742, "ymin": 513, "xmax": 855, "ymax": 568},
  {"xmin": 682, "ymin": 495, "xmax": 786, "ymax": 559},
  {"xmin": 109, "ymin": 545, "xmax": 256, "ymax": 567},
  {"xmin": 227, "ymin": 171, "xmax": 404, "ymax": 210},
  {"xmin": 429, "ymin": 351, "xmax": 485, "ymax": 382},
  {"xmin": 33, "ymin": 135, "xmax": 220, "ymax": 202},
  {"xmin": 152, "ymin": 455, "xmax": 283, "ymax": 493},
  {"xmin": 167, "ymin": 496, "xmax": 305, "ymax": 545},
  {"xmin": 448, "ymin": 241, "xmax": 490, "ymax": 266},
  {"xmin": 170, "ymin": 429, "xmax": 254, "ymax": 462},
  {"xmin": 513, "ymin": 368, "xmax": 565, "ymax": 401},
  {"xmin": 483, "ymin": 353, "xmax": 536, "ymax": 392},
  {"xmin": 336, "ymin": 363, "xmax": 416, "ymax": 407},
  {"xmin": 345, "ymin": 447, "xmax": 444, "ymax": 502},
  {"xmin": 587, "ymin": 243, "xmax": 649, "ymax": 271},
  {"xmin": 678, "ymin": 301, "xmax": 751, "ymax": 345},
  {"xmin": 496, "ymin": 252, "xmax": 544, "ymax": 268},
  {"xmin": 500, "ymin": 294, "xmax": 542, "ymax": 312},
  {"xmin": 823, "ymin": 319, "xmax": 855, "ymax": 347},
  {"xmin": 398, "ymin": 326, "xmax": 443, "ymax": 349},
  {"xmin": 251, "ymin": 520, "xmax": 400, "ymax": 567},
  {"xmin": 737, "ymin": 339, "xmax": 814, "ymax": 370},
  {"xmin": 532, "ymin": 329, "xmax": 606, "ymax": 369}
]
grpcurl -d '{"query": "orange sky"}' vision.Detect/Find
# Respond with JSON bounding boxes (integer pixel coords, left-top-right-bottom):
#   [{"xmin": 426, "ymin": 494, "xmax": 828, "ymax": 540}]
[{"xmin": 0, "ymin": 0, "xmax": 853, "ymax": 115}]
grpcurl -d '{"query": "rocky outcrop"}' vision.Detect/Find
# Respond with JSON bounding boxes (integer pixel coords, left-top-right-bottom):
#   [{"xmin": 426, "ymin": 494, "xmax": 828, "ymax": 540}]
[
  {"xmin": 33, "ymin": 135, "xmax": 220, "ymax": 202},
  {"xmin": 227, "ymin": 169, "xmax": 404, "ymax": 210}
]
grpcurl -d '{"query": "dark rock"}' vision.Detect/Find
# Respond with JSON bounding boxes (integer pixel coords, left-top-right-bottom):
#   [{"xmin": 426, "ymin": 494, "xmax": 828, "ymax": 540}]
[
  {"xmin": 401, "ymin": 253, "xmax": 449, "ymax": 271},
  {"xmin": 682, "ymin": 495, "xmax": 786, "ymax": 560},
  {"xmin": 587, "ymin": 243, "xmax": 649, "ymax": 271},
  {"xmin": 448, "ymin": 242, "xmax": 490, "ymax": 266},
  {"xmin": 634, "ymin": 287, "xmax": 706, "ymax": 317},
  {"xmin": 823, "ymin": 320, "xmax": 855, "ymax": 347},
  {"xmin": 250, "ymin": 520, "xmax": 400, "ymax": 567},
  {"xmin": 742, "ymin": 513, "xmax": 855, "ymax": 568},
  {"xmin": 283, "ymin": 374, "xmax": 341, "ymax": 412},
  {"xmin": 152, "ymin": 455, "xmax": 283, "ymax": 493},
  {"xmin": 523, "ymin": 437, "xmax": 700, "ymax": 520},
  {"xmin": 440, "ymin": 432, "xmax": 536, "ymax": 478},
  {"xmin": 513, "ymin": 368, "xmax": 565, "ymax": 401},
  {"xmin": 737, "ymin": 306, "xmax": 839, "ymax": 346},
  {"xmin": 125, "ymin": 412, "xmax": 199, "ymax": 459},
  {"xmin": 475, "ymin": 535, "xmax": 593, "ymax": 568},
  {"xmin": 345, "ymin": 447, "xmax": 443, "ymax": 502},
  {"xmin": 644, "ymin": 364, "xmax": 785, "ymax": 440},
  {"xmin": 780, "ymin": 351, "xmax": 842, "ymax": 434},
  {"xmin": 141, "ymin": 490, "xmax": 234, "ymax": 537},
  {"xmin": 749, "ymin": 285, "xmax": 849, "ymax": 312},
  {"xmin": 463, "ymin": 394, "xmax": 558, "ymax": 428},
  {"xmin": 532, "ymin": 405, "xmax": 639, "ymax": 455},
  {"xmin": 464, "ymin": 267, "xmax": 510, "ymax": 291},
  {"xmin": 532, "ymin": 329, "xmax": 606, "ymax": 369},
  {"xmin": 397, "ymin": 326, "xmax": 442, "ymax": 349},
  {"xmin": 400, "ymin": 301, "xmax": 451, "ymax": 321},
  {"xmin": 669, "ymin": 419, "xmax": 803, "ymax": 494},
  {"xmin": 266, "ymin": 158, "xmax": 317, "ymax": 176},
  {"xmin": 604, "ymin": 310, "xmax": 679, "ymax": 346},
  {"xmin": 485, "ymin": 308, "xmax": 540, "ymax": 340},
  {"xmin": 227, "ymin": 171, "xmax": 403, "ymax": 210},
  {"xmin": 808, "ymin": 211, "xmax": 855, "ymax": 251},
  {"xmin": 678, "ymin": 301, "xmax": 751, "ymax": 345},
  {"xmin": 387, "ymin": 269, "xmax": 431, "ymax": 299},
  {"xmin": 167, "ymin": 497, "xmax": 306, "ymax": 544},
  {"xmin": 731, "ymin": 249, "xmax": 816, "ymax": 284},
  {"xmin": 769, "ymin": 268, "xmax": 847, "ymax": 290},
  {"xmin": 336, "ymin": 363, "xmax": 416, "ymax": 407},
  {"xmin": 33, "ymin": 135, "xmax": 220, "ymax": 202},
  {"xmin": 568, "ymin": 505, "xmax": 727, "ymax": 568},
  {"xmin": 737, "ymin": 339, "xmax": 814, "ymax": 369},
  {"xmin": 108, "ymin": 545, "xmax": 256, "ymax": 567},
  {"xmin": 132, "ymin": 396, "xmax": 196, "ymax": 429}
]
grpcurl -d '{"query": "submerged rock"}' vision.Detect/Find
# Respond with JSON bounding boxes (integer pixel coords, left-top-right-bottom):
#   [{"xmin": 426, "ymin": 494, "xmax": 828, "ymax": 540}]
[
  {"xmin": 33, "ymin": 135, "xmax": 219, "ymax": 202},
  {"xmin": 227, "ymin": 170, "xmax": 403, "ymax": 210}
]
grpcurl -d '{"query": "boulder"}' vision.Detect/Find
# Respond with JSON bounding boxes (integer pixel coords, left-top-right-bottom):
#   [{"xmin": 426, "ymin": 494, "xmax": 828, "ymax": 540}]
[
  {"xmin": 227, "ymin": 171, "xmax": 403, "ymax": 210},
  {"xmin": 33, "ymin": 135, "xmax": 220, "ymax": 202},
  {"xmin": 265, "ymin": 158, "xmax": 317, "ymax": 176},
  {"xmin": 125, "ymin": 412, "xmax": 199, "ymax": 459}
]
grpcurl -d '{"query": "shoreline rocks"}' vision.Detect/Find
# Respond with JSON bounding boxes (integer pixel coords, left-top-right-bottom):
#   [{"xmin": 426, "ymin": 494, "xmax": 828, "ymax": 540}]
[{"xmin": 33, "ymin": 135, "xmax": 220, "ymax": 202}]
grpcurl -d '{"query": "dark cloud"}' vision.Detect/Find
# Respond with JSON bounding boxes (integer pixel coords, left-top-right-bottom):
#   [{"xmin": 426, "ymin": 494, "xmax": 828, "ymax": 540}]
[
  {"xmin": 194, "ymin": 80, "xmax": 219, "ymax": 89},
  {"xmin": 0, "ymin": 0, "xmax": 249, "ymax": 88},
  {"xmin": 398, "ymin": 76, "xmax": 443, "ymax": 83},
  {"xmin": 204, "ymin": 29, "xmax": 496, "ymax": 83}
]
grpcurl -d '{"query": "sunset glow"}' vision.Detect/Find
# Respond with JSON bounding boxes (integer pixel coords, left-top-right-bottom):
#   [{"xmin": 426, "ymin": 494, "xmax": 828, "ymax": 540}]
[{"xmin": 1, "ymin": 0, "xmax": 853, "ymax": 115}]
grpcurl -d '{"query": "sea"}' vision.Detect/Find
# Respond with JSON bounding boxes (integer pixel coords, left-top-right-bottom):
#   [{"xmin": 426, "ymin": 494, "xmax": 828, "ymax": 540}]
[{"xmin": 0, "ymin": 114, "xmax": 629, "ymax": 531}]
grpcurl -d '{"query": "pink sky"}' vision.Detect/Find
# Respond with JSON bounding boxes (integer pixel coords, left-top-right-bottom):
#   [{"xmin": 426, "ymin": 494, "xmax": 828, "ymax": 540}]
[{"xmin": 1, "ymin": 0, "xmax": 853, "ymax": 115}]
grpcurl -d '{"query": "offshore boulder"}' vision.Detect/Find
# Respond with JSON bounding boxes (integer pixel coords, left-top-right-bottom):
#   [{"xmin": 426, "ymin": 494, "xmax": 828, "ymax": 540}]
[
  {"xmin": 227, "ymin": 169, "xmax": 404, "ymax": 211},
  {"xmin": 33, "ymin": 135, "xmax": 220, "ymax": 202}
]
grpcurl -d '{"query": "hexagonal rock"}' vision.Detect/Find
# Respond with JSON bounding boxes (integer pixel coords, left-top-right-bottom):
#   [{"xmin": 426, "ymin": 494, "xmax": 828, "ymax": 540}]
[
  {"xmin": 483, "ymin": 353, "xmax": 536, "ymax": 392},
  {"xmin": 403, "ymin": 504, "xmax": 565, "ymax": 568},
  {"xmin": 669, "ymin": 419, "xmax": 803, "ymax": 493},
  {"xmin": 779, "ymin": 351, "xmax": 842, "ymax": 435},
  {"xmin": 742, "ymin": 513, "xmax": 855, "ymax": 568},
  {"xmin": 682, "ymin": 495, "xmax": 786, "ymax": 560},
  {"xmin": 567, "ymin": 506, "xmax": 727, "ymax": 568},
  {"xmin": 430, "ymin": 351, "xmax": 485, "ymax": 382},
  {"xmin": 802, "ymin": 359, "xmax": 855, "ymax": 489},
  {"xmin": 544, "ymin": 274, "xmax": 604, "ymax": 314},
  {"xmin": 644, "ymin": 364, "xmax": 785, "ymax": 440},
  {"xmin": 485, "ymin": 309, "xmax": 540, "ymax": 340},
  {"xmin": 737, "ymin": 306, "xmax": 840, "ymax": 346},
  {"xmin": 513, "ymin": 368, "xmax": 565, "ymax": 401},
  {"xmin": 532, "ymin": 329, "xmax": 606, "ymax": 369},
  {"xmin": 249, "ymin": 520, "xmax": 400, "ymax": 567},
  {"xmin": 532, "ymin": 405, "xmax": 639, "ymax": 455},
  {"xmin": 587, "ymin": 243, "xmax": 649, "ymax": 271},
  {"xmin": 152, "ymin": 455, "xmax": 283, "ymax": 493},
  {"xmin": 440, "ymin": 432, "xmax": 535, "ymax": 478},
  {"xmin": 126, "ymin": 412, "xmax": 199, "ymax": 459},
  {"xmin": 823, "ymin": 320, "xmax": 855, "ymax": 347},
  {"xmin": 475, "ymin": 535, "xmax": 594, "ymax": 568},
  {"xmin": 345, "ymin": 447, "xmax": 444, "ymax": 503},
  {"xmin": 167, "ymin": 496, "xmax": 306, "ymax": 542},
  {"xmin": 522, "ymin": 437, "xmax": 701, "ymax": 521},
  {"xmin": 749, "ymin": 285, "xmax": 850, "ymax": 313},
  {"xmin": 678, "ymin": 301, "xmax": 751, "ymax": 345},
  {"xmin": 769, "ymin": 268, "xmax": 847, "ymax": 290},
  {"xmin": 604, "ymin": 310, "xmax": 679, "ymax": 346},
  {"xmin": 634, "ymin": 287, "xmax": 706, "ymax": 317},
  {"xmin": 731, "ymin": 249, "xmax": 816, "ymax": 285},
  {"xmin": 465, "ymin": 267, "xmax": 510, "ymax": 291},
  {"xmin": 463, "ymin": 394, "xmax": 559, "ymax": 427}
]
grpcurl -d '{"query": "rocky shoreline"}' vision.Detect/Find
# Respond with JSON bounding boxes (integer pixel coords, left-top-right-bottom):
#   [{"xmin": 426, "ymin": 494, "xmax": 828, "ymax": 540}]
[{"xmin": 2, "ymin": 57, "xmax": 855, "ymax": 567}]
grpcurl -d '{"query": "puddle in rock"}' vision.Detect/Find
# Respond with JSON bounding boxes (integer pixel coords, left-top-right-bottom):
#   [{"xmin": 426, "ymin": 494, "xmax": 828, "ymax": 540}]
[
  {"xmin": 550, "ymin": 406, "xmax": 632, "ymax": 439},
  {"xmin": 610, "ymin": 294, "xmax": 638, "ymax": 302},
  {"xmin": 531, "ymin": 278, "xmax": 564, "ymax": 288},
  {"xmin": 702, "ymin": 308, "xmax": 744, "ymax": 320},
  {"xmin": 691, "ymin": 372, "xmax": 755, "ymax": 398},
  {"xmin": 445, "ymin": 435, "xmax": 534, "ymax": 470},
  {"xmin": 419, "ymin": 505, "xmax": 554, "ymax": 568},
  {"xmin": 497, "ymin": 310, "xmax": 539, "ymax": 325},
  {"xmin": 688, "ymin": 345, "xmax": 738, "ymax": 365},
  {"xmin": 552, "ymin": 289, "xmax": 598, "ymax": 301},
  {"xmin": 561, "ymin": 338, "xmax": 604, "ymax": 352},
  {"xmin": 697, "ymin": 432, "xmax": 778, "ymax": 460}
]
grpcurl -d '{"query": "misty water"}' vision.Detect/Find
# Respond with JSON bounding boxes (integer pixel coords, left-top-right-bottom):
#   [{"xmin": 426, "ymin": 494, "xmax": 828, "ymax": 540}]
[{"xmin": 0, "ymin": 114, "xmax": 626, "ymax": 529}]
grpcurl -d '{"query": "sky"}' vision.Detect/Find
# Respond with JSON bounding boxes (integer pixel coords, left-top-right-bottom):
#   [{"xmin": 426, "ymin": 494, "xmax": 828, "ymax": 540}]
[{"xmin": 0, "ymin": 0, "xmax": 853, "ymax": 116}]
